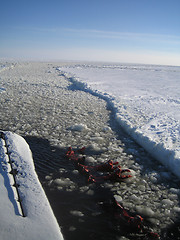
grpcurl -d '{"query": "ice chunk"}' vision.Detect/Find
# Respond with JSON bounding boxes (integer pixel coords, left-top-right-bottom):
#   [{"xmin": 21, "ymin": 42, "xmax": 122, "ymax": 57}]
[
  {"xmin": 169, "ymin": 188, "xmax": 180, "ymax": 195},
  {"xmin": 118, "ymin": 237, "xmax": 130, "ymax": 240},
  {"xmin": 162, "ymin": 199, "xmax": 174, "ymax": 206},
  {"xmin": 69, "ymin": 226, "xmax": 76, "ymax": 231},
  {"xmin": 53, "ymin": 178, "xmax": 73, "ymax": 187},
  {"xmin": 102, "ymin": 126, "xmax": 111, "ymax": 132},
  {"xmin": 138, "ymin": 185, "xmax": 146, "ymax": 192},
  {"xmin": 168, "ymin": 194, "xmax": 178, "ymax": 200},
  {"xmin": 79, "ymin": 186, "xmax": 89, "ymax": 193},
  {"xmin": 86, "ymin": 189, "xmax": 95, "ymax": 195},
  {"xmin": 70, "ymin": 210, "xmax": 84, "ymax": 217},
  {"xmin": 45, "ymin": 175, "xmax": 52, "ymax": 180},
  {"xmin": 114, "ymin": 195, "xmax": 123, "ymax": 203},
  {"xmin": 86, "ymin": 156, "xmax": 95, "ymax": 163},
  {"xmin": 173, "ymin": 207, "xmax": 180, "ymax": 213},
  {"xmin": 136, "ymin": 206, "xmax": 155, "ymax": 217},
  {"xmin": 130, "ymin": 194, "xmax": 141, "ymax": 203},
  {"xmin": 88, "ymin": 143, "xmax": 101, "ymax": 153},
  {"xmin": 91, "ymin": 136, "xmax": 104, "ymax": 143},
  {"xmin": 69, "ymin": 124, "xmax": 88, "ymax": 132},
  {"xmin": 72, "ymin": 170, "xmax": 79, "ymax": 175}
]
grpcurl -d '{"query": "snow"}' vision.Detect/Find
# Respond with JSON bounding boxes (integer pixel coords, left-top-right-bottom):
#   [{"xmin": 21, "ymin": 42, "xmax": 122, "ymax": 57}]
[
  {"xmin": 60, "ymin": 63, "xmax": 180, "ymax": 179},
  {"xmin": 0, "ymin": 131, "xmax": 63, "ymax": 240}
]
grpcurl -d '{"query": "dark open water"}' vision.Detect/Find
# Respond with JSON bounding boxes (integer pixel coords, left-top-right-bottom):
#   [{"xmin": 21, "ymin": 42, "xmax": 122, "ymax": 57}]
[{"xmin": 25, "ymin": 133, "xmax": 180, "ymax": 240}]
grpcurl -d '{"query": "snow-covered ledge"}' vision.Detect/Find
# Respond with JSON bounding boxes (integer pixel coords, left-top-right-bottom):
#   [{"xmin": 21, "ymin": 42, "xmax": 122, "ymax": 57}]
[{"xmin": 0, "ymin": 131, "xmax": 64, "ymax": 240}]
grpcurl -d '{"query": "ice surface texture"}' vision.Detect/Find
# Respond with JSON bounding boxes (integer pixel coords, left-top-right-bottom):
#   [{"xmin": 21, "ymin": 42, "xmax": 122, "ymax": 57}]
[{"xmin": 60, "ymin": 63, "xmax": 180, "ymax": 179}]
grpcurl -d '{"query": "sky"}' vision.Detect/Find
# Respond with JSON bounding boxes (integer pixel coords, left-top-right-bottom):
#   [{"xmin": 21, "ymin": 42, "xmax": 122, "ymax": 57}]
[{"xmin": 0, "ymin": 0, "xmax": 180, "ymax": 65}]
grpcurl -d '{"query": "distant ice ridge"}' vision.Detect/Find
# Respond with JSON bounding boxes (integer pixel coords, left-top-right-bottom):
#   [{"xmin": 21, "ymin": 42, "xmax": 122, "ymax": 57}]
[
  {"xmin": 0, "ymin": 62, "xmax": 15, "ymax": 72},
  {"xmin": 0, "ymin": 62, "xmax": 15, "ymax": 92},
  {"xmin": 59, "ymin": 63, "xmax": 180, "ymax": 179}
]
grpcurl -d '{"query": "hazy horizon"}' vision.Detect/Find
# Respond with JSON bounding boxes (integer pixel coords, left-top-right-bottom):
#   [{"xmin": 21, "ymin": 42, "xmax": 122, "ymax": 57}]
[{"xmin": 1, "ymin": 0, "xmax": 180, "ymax": 66}]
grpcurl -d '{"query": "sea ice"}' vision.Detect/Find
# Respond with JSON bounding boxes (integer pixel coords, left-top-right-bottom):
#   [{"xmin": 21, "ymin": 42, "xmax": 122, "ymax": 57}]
[
  {"xmin": 70, "ymin": 210, "xmax": 84, "ymax": 217},
  {"xmin": 69, "ymin": 123, "xmax": 88, "ymax": 132},
  {"xmin": 1, "ymin": 62, "xmax": 180, "ymax": 238},
  {"xmin": 136, "ymin": 206, "xmax": 155, "ymax": 217},
  {"xmin": 60, "ymin": 63, "xmax": 180, "ymax": 179}
]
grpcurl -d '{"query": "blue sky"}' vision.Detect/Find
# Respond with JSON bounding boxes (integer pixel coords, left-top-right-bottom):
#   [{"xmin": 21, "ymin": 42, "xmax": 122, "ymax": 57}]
[{"xmin": 0, "ymin": 0, "xmax": 180, "ymax": 65}]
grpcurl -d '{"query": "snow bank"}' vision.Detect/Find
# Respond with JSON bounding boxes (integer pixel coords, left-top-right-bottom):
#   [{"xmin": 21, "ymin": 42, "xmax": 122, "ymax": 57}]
[
  {"xmin": 115, "ymin": 114, "xmax": 180, "ymax": 178},
  {"xmin": 0, "ymin": 131, "xmax": 63, "ymax": 240},
  {"xmin": 59, "ymin": 64, "xmax": 180, "ymax": 179}
]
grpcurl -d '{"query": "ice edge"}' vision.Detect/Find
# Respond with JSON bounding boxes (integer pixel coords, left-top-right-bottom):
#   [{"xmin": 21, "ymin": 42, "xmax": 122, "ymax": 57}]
[{"xmin": 59, "ymin": 69, "xmax": 180, "ymax": 180}]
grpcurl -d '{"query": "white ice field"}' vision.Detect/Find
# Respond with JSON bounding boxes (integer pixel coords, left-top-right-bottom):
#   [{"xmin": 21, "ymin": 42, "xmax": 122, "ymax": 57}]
[
  {"xmin": 60, "ymin": 63, "xmax": 180, "ymax": 179},
  {"xmin": 0, "ymin": 62, "xmax": 180, "ymax": 238}
]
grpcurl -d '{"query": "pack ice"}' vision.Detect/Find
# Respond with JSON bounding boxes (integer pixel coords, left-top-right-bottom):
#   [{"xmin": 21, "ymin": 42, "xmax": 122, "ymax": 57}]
[{"xmin": 60, "ymin": 63, "xmax": 180, "ymax": 179}]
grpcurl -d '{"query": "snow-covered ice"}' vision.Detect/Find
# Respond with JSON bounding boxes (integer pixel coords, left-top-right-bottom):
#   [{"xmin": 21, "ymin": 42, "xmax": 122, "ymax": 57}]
[
  {"xmin": 0, "ymin": 61, "xmax": 180, "ymax": 239},
  {"xmin": 60, "ymin": 63, "xmax": 180, "ymax": 179},
  {"xmin": 0, "ymin": 131, "xmax": 63, "ymax": 240}
]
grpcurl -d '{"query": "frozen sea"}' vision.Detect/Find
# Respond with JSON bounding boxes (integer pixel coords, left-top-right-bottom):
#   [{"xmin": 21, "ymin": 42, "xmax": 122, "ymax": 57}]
[
  {"xmin": 0, "ymin": 62, "xmax": 180, "ymax": 240},
  {"xmin": 60, "ymin": 63, "xmax": 180, "ymax": 179}
]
